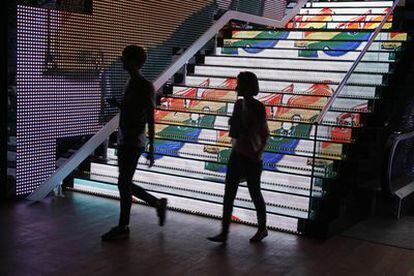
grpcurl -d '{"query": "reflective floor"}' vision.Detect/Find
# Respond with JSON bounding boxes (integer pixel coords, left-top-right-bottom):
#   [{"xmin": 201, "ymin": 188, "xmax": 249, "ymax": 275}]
[{"xmin": 1, "ymin": 192, "xmax": 413, "ymax": 276}]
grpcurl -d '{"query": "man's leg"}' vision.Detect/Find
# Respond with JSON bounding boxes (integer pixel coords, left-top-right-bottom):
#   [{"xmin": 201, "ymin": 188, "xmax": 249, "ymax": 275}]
[{"xmin": 117, "ymin": 144, "xmax": 141, "ymax": 227}]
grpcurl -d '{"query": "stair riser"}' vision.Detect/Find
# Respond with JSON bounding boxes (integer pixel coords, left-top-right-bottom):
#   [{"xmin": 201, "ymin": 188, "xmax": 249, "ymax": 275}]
[
  {"xmin": 204, "ymin": 56, "xmax": 391, "ymax": 73},
  {"xmin": 154, "ymin": 123, "xmax": 345, "ymax": 160},
  {"xmin": 107, "ymin": 140, "xmax": 335, "ymax": 177},
  {"xmin": 89, "ymin": 163, "xmax": 311, "ymax": 211},
  {"xmin": 106, "ymin": 148, "xmax": 324, "ymax": 191},
  {"xmin": 72, "ymin": 178, "xmax": 301, "ymax": 233},
  {"xmin": 222, "ymin": 39, "xmax": 400, "ymax": 52},
  {"xmin": 300, "ymin": 7, "xmax": 392, "ymax": 14},
  {"xmin": 217, "ymin": 47, "xmax": 397, "ymax": 62},
  {"xmin": 155, "ymin": 110, "xmax": 354, "ymax": 143},
  {"xmin": 193, "ymin": 66, "xmax": 385, "ymax": 86},
  {"xmin": 286, "ymin": 21, "xmax": 392, "ymax": 30},
  {"xmin": 185, "ymin": 76, "xmax": 377, "ymax": 99},
  {"xmin": 305, "ymin": 2, "xmax": 392, "ymax": 8},
  {"xmin": 158, "ymin": 100, "xmax": 363, "ymax": 127},
  {"xmin": 230, "ymin": 31, "xmax": 406, "ymax": 41},
  {"xmin": 171, "ymin": 86, "xmax": 371, "ymax": 110}
]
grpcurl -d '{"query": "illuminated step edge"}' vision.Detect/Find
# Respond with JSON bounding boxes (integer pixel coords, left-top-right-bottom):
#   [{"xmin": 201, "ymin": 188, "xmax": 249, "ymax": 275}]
[
  {"xmin": 105, "ymin": 143, "xmax": 336, "ymax": 178},
  {"xmin": 185, "ymin": 75, "xmax": 378, "ymax": 99},
  {"xmin": 216, "ymin": 47, "xmax": 396, "ymax": 62},
  {"xmin": 286, "ymin": 22, "xmax": 392, "ymax": 30},
  {"xmin": 157, "ymin": 103, "xmax": 363, "ymax": 128},
  {"xmin": 154, "ymin": 123, "xmax": 345, "ymax": 160},
  {"xmin": 106, "ymin": 147, "xmax": 325, "ymax": 192},
  {"xmin": 193, "ymin": 65, "xmax": 385, "ymax": 86},
  {"xmin": 299, "ymin": 7, "xmax": 391, "ymax": 14},
  {"xmin": 292, "ymin": 14, "xmax": 392, "ymax": 22},
  {"xmin": 230, "ymin": 31, "xmax": 407, "ymax": 41},
  {"xmin": 71, "ymin": 178, "xmax": 301, "ymax": 233},
  {"xmin": 89, "ymin": 162, "xmax": 311, "ymax": 212},
  {"xmin": 154, "ymin": 112, "xmax": 354, "ymax": 144},
  {"xmin": 171, "ymin": 86, "xmax": 371, "ymax": 112},
  {"xmin": 305, "ymin": 1, "xmax": 393, "ymax": 8},
  {"xmin": 222, "ymin": 39, "xmax": 399, "ymax": 53},
  {"xmin": 203, "ymin": 56, "xmax": 391, "ymax": 73}
]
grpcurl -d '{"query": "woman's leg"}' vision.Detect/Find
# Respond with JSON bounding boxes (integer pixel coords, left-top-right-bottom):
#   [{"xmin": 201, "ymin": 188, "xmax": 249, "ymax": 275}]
[
  {"xmin": 246, "ymin": 159, "xmax": 267, "ymax": 231},
  {"xmin": 221, "ymin": 151, "xmax": 242, "ymax": 234}
]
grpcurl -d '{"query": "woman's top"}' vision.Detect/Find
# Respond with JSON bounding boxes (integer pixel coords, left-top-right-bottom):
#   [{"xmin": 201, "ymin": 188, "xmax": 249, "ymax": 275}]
[{"xmin": 229, "ymin": 98, "xmax": 269, "ymax": 161}]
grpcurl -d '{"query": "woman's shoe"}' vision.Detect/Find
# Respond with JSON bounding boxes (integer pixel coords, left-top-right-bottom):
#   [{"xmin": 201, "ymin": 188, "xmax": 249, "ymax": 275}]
[
  {"xmin": 207, "ymin": 232, "xmax": 228, "ymax": 243},
  {"xmin": 249, "ymin": 229, "xmax": 268, "ymax": 243}
]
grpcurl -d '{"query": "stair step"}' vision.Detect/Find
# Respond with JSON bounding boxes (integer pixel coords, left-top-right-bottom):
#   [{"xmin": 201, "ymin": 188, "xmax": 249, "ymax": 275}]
[
  {"xmin": 300, "ymin": 7, "xmax": 392, "ymax": 15},
  {"xmin": 155, "ymin": 110, "xmax": 355, "ymax": 143},
  {"xmin": 171, "ymin": 85, "xmax": 372, "ymax": 112},
  {"xmin": 154, "ymin": 122, "xmax": 346, "ymax": 160},
  {"xmin": 108, "ymin": 137, "xmax": 336, "ymax": 178},
  {"xmin": 217, "ymin": 47, "xmax": 398, "ymax": 61},
  {"xmin": 106, "ymin": 147, "xmax": 325, "ymax": 192},
  {"xmin": 157, "ymin": 99, "xmax": 364, "ymax": 127},
  {"xmin": 185, "ymin": 76, "xmax": 378, "ymax": 99},
  {"xmin": 204, "ymin": 55, "xmax": 392, "ymax": 74},
  {"xmin": 72, "ymin": 178, "xmax": 302, "ymax": 233},
  {"xmin": 230, "ymin": 30, "xmax": 407, "ymax": 41},
  {"xmin": 305, "ymin": 1, "xmax": 393, "ymax": 8},
  {"xmin": 192, "ymin": 64, "xmax": 386, "ymax": 86},
  {"xmin": 89, "ymin": 162, "xmax": 312, "ymax": 212},
  {"xmin": 286, "ymin": 21, "xmax": 392, "ymax": 30},
  {"xmin": 221, "ymin": 39, "xmax": 401, "ymax": 54}
]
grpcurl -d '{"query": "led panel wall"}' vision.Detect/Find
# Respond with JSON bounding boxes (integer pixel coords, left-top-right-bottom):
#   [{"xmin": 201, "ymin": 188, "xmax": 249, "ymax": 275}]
[{"xmin": 15, "ymin": 0, "xmax": 265, "ymax": 196}]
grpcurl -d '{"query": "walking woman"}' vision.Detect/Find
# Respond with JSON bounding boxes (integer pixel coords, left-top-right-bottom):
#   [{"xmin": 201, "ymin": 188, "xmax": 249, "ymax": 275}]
[{"xmin": 208, "ymin": 71, "xmax": 269, "ymax": 243}]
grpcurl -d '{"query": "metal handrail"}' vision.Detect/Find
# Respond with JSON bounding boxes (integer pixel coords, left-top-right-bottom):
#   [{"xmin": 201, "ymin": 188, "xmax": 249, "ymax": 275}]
[
  {"xmin": 27, "ymin": 0, "xmax": 309, "ymax": 201},
  {"xmin": 316, "ymin": 0, "xmax": 400, "ymax": 125}
]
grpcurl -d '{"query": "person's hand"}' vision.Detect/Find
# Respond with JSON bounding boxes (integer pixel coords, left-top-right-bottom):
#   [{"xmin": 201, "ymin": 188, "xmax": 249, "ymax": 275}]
[
  {"xmin": 147, "ymin": 144, "xmax": 155, "ymax": 168},
  {"xmin": 106, "ymin": 97, "xmax": 118, "ymax": 108}
]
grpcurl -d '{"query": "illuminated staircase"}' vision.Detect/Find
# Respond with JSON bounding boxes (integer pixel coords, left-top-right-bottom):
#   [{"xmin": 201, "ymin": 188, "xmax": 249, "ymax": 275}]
[{"xmin": 71, "ymin": 1, "xmax": 409, "ymax": 234}]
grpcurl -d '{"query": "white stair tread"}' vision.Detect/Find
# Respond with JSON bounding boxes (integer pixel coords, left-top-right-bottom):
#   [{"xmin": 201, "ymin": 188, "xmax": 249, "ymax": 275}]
[
  {"xmin": 305, "ymin": 1, "xmax": 392, "ymax": 8},
  {"xmin": 73, "ymin": 178, "xmax": 301, "ymax": 232},
  {"xmin": 204, "ymin": 56, "xmax": 391, "ymax": 73},
  {"xmin": 171, "ymin": 85, "xmax": 371, "ymax": 109},
  {"xmin": 217, "ymin": 47, "xmax": 396, "ymax": 62},
  {"xmin": 185, "ymin": 75, "xmax": 377, "ymax": 99},
  {"xmin": 106, "ymin": 147, "xmax": 323, "ymax": 191},
  {"xmin": 90, "ymin": 163, "xmax": 310, "ymax": 211},
  {"xmin": 193, "ymin": 65, "xmax": 384, "ymax": 85}
]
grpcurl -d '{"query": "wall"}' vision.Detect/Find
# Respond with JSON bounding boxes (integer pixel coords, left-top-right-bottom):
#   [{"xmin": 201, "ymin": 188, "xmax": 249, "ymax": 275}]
[{"xmin": 15, "ymin": 0, "xmax": 266, "ymax": 196}]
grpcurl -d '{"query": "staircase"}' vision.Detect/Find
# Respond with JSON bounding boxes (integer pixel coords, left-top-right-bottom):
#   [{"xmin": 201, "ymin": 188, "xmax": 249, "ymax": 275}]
[{"xmin": 70, "ymin": 0, "xmax": 409, "ymax": 235}]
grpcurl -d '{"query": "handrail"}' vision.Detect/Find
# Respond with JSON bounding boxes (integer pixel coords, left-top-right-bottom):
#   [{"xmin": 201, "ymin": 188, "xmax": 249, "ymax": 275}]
[
  {"xmin": 27, "ymin": 0, "xmax": 309, "ymax": 201},
  {"xmin": 316, "ymin": 0, "xmax": 400, "ymax": 125}
]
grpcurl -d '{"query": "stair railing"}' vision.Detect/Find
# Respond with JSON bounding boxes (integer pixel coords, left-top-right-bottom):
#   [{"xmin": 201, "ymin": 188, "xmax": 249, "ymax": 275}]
[
  {"xmin": 28, "ymin": 0, "xmax": 309, "ymax": 201},
  {"xmin": 306, "ymin": 0, "xmax": 401, "ymax": 220}
]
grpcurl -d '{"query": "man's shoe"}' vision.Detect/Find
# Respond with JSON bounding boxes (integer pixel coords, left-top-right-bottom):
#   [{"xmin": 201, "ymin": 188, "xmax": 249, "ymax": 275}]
[
  {"xmin": 207, "ymin": 233, "xmax": 228, "ymax": 243},
  {"xmin": 249, "ymin": 229, "xmax": 268, "ymax": 243},
  {"xmin": 101, "ymin": 226, "xmax": 130, "ymax": 242},
  {"xmin": 157, "ymin": 198, "xmax": 168, "ymax": 226}
]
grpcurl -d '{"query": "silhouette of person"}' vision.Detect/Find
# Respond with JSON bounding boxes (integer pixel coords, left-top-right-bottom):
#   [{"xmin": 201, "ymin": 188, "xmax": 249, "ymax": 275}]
[
  {"xmin": 208, "ymin": 71, "xmax": 269, "ymax": 243},
  {"xmin": 102, "ymin": 45, "xmax": 167, "ymax": 242}
]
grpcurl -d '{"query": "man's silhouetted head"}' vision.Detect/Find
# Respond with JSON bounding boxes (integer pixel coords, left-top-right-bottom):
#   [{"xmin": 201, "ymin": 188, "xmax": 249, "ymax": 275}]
[{"xmin": 122, "ymin": 45, "xmax": 147, "ymax": 72}]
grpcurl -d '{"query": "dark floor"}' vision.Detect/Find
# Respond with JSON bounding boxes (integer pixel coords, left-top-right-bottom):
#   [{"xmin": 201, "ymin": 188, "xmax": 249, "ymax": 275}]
[{"xmin": 1, "ymin": 192, "xmax": 414, "ymax": 276}]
